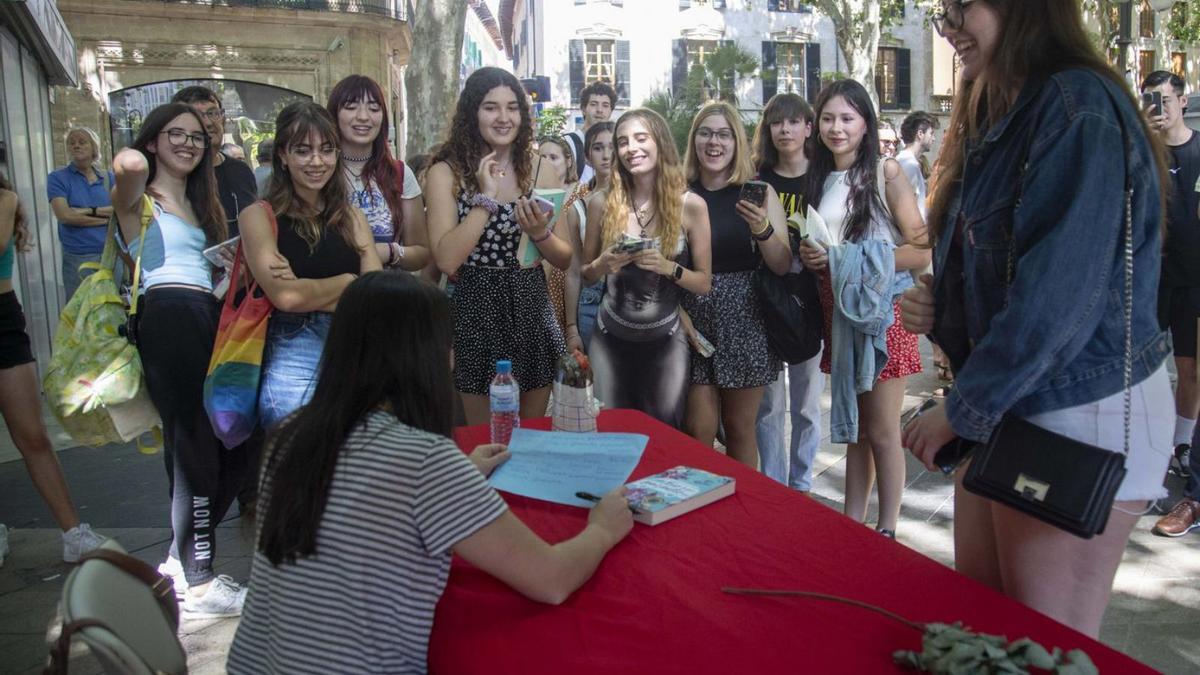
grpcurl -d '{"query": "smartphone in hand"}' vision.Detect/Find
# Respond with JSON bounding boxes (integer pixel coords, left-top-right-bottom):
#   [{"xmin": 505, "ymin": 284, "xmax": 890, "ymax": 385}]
[
  {"xmin": 1142, "ymin": 91, "xmax": 1163, "ymax": 117},
  {"xmin": 532, "ymin": 195, "xmax": 555, "ymax": 217},
  {"xmin": 738, "ymin": 180, "xmax": 769, "ymax": 208}
]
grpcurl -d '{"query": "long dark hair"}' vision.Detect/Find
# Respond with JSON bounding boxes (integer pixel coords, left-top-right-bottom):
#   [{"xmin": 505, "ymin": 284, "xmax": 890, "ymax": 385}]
[
  {"xmin": 927, "ymin": 0, "xmax": 1168, "ymax": 241},
  {"xmin": 258, "ymin": 272, "xmax": 457, "ymax": 565},
  {"xmin": 433, "ymin": 67, "xmax": 535, "ymax": 195},
  {"xmin": 130, "ymin": 103, "xmax": 226, "ymax": 245},
  {"xmin": 266, "ymin": 102, "xmax": 360, "ymax": 252},
  {"xmin": 804, "ymin": 79, "xmax": 885, "ymax": 243},
  {"xmin": 327, "ymin": 75, "xmax": 406, "ymax": 241},
  {"xmin": 753, "ymin": 92, "xmax": 814, "ymax": 171}
]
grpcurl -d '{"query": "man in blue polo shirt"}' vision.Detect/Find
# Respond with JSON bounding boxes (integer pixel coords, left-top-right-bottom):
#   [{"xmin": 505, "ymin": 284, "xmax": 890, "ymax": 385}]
[{"xmin": 47, "ymin": 127, "xmax": 113, "ymax": 301}]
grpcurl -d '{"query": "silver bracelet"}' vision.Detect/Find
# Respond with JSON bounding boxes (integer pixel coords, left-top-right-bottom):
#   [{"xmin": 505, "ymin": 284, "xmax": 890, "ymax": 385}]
[{"xmin": 468, "ymin": 192, "xmax": 500, "ymax": 216}]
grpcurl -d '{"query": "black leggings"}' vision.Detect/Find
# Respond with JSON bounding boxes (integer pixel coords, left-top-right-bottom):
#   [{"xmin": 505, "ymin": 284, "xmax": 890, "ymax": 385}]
[{"xmin": 138, "ymin": 287, "xmax": 250, "ymax": 585}]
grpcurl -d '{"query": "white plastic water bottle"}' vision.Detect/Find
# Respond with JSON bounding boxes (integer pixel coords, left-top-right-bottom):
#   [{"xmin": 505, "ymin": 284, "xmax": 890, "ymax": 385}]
[{"xmin": 489, "ymin": 360, "xmax": 520, "ymax": 445}]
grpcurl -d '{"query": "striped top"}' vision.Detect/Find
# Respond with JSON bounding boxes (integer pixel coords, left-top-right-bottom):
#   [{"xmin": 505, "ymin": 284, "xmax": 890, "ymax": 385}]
[{"xmin": 226, "ymin": 410, "xmax": 508, "ymax": 674}]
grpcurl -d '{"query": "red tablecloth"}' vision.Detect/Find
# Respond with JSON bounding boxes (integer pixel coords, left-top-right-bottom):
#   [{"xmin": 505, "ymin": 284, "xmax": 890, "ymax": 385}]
[{"xmin": 431, "ymin": 409, "xmax": 1154, "ymax": 674}]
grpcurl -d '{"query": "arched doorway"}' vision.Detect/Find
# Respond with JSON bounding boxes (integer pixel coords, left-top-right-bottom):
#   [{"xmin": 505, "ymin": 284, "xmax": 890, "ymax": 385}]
[{"xmin": 107, "ymin": 79, "xmax": 310, "ymax": 158}]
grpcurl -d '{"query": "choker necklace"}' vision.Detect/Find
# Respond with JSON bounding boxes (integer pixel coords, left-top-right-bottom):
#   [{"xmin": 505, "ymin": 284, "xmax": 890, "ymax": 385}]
[{"xmin": 341, "ymin": 151, "xmax": 370, "ymax": 163}]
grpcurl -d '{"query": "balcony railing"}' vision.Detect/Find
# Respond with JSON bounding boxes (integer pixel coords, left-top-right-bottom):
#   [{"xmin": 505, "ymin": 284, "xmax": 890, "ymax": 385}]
[
  {"xmin": 150, "ymin": 0, "xmax": 407, "ymax": 21},
  {"xmin": 930, "ymin": 95, "xmax": 953, "ymax": 114}
]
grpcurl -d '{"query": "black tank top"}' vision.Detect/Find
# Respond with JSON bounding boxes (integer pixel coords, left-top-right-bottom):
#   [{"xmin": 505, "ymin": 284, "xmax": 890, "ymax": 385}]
[
  {"xmin": 689, "ymin": 182, "xmax": 760, "ymax": 273},
  {"xmin": 275, "ymin": 213, "xmax": 360, "ymax": 279}
]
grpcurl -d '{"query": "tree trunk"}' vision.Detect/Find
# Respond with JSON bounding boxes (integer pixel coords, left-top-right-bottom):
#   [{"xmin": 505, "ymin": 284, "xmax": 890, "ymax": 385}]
[
  {"xmin": 404, "ymin": 0, "xmax": 469, "ymax": 156},
  {"xmin": 817, "ymin": 0, "xmax": 884, "ymax": 111}
]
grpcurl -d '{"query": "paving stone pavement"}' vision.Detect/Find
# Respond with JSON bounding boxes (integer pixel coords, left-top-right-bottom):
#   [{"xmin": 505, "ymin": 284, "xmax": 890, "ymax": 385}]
[{"xmin": 0, "ymin": 340, "xmax": 1197, "ymax": 674}]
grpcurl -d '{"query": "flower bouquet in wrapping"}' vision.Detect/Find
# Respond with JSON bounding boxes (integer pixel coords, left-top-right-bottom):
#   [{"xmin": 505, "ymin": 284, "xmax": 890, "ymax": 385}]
[{"xmin": 552, "ymin": 351, "xmax": 598, "ymax": 432}]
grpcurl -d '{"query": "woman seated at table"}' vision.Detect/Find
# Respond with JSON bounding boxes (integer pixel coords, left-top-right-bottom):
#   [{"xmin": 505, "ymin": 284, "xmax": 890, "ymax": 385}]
[{"xmin": 226, "ymin": 272, "xmax": 632, "ymax": 675}]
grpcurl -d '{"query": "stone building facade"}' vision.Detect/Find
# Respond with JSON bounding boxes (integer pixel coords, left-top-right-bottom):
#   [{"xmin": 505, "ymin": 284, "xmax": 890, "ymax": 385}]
[{"xmin": 53, "ymin": 0, "xmax": 413, "ymax": 168}]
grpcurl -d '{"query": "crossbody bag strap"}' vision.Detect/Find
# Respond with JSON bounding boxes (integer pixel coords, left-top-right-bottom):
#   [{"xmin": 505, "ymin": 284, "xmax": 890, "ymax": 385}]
[
  {"xmin": 1004, "ymin": 90, "xmax": 1135, "ymax": 456},
  {"xmin": 127, "ymin": 195, "xmax": 153, "ymax": 319}
]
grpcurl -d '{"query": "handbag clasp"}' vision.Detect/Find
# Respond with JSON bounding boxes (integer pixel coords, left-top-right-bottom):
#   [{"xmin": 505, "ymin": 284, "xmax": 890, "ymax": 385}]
[{"xmin": 1014, "ymin": 474, "xmax": 1049, "ymax": 502}]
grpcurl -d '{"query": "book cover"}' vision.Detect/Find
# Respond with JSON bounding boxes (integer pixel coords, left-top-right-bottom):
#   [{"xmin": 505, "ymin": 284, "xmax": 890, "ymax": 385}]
[{"xmin": 626, "ymin": 466, "xmax": 735, "ymax": 526}]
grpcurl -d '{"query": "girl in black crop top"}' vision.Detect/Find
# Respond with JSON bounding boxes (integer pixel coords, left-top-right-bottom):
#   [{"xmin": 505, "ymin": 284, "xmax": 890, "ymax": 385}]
[{"xmin": 239, "ymin": 102, "xmax": 379, "ymax": 430}]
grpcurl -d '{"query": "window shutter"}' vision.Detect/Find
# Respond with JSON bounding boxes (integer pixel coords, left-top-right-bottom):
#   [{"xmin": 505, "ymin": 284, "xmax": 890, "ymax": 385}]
[
  {"xmin": 897, "ymin": 48, "xmax": 911, "ymax": 110},
  {"xmin": 762, "ymin": 42, "xmax": 777, "ymax": 105},
  {"xmin": 616, "ymin": 41, "xmax": 631, "ymax": 106},
  {"xmin": 570, "ymin": 40, "xmax": 585, "ymax": 106},
  {"xmin": 672, "ymin": 39, "xmax": 688, "ymax": 98},
  {"xmin": 679, "ymin": 0, "xmax": 690, "ymax": 8},
  {"xmin": 805, "ymin": 42, "xmax": 821, "ymax": 104}
]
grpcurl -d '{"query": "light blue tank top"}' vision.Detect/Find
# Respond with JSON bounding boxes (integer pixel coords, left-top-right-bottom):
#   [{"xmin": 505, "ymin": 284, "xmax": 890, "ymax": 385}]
[
  {"xmin": 0, "ymin": 238, "xmax": 13, "ymax": 281},
  {"xmin": 132, "ymin": 202, "xmax": 213, "ymax": 291}
]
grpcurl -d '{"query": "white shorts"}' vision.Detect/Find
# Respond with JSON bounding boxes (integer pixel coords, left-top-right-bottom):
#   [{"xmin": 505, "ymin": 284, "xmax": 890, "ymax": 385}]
[{"xmin": 1024, "ymin": 365, "xmax": 1173, "ymax": 503}]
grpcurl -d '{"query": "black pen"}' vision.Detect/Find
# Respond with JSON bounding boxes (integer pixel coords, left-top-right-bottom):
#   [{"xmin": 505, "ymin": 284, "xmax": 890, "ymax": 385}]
[{"xmin": 575, "ymin": 491, "xmax": 639, "ymax": 514}]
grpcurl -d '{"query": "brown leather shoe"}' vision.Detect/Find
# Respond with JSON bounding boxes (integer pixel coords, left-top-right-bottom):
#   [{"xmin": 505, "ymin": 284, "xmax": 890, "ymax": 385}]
[{"xmin": 1152, "ymin": 498, "xmax": 1200, "ymax": 537}]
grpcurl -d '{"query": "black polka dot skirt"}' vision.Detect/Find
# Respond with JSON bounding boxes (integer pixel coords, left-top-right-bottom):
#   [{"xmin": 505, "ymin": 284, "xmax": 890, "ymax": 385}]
[
  {"xmin": 451, "ymin": 265, "xmax": 567, "ymax": 395},
  {"xmin": 682, "ymin": 270, "xmax": 781, "ymax": 389}
]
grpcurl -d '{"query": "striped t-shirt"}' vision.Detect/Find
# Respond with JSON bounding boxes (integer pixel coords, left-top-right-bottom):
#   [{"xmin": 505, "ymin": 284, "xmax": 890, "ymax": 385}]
[{"xmin": 226, "ymin": 410, "xmax": 508, "ymax": 674}]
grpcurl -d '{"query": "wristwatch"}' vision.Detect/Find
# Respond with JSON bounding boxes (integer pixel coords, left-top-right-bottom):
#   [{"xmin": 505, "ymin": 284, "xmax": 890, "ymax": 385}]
[{"xmin": 672, "ymin": 263, "xmax": 684, "ymax": 281}]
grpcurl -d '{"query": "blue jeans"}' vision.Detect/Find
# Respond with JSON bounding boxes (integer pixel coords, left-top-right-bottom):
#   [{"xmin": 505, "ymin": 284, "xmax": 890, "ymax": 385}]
[
  {"xmin": 61, "ymin": 250, "xmax": 102, "ymax": 303},
  {"xmin": 755, "ymin": 349, "xmax": 824, "ymax": 491},
  {"xmin": 259, "ymin": 311, "xmax": 333, "ymax": 431}
]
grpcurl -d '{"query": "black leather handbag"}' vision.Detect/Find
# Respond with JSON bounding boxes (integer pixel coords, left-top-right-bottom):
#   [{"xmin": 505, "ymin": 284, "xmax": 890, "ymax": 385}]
[
  {"xmin": 753, "ymin": 267, "xmax": 823, "ymax": 364},
  {"xmin": 962, "ymin": 101, "xmax": 1137, "ymax": 539}
]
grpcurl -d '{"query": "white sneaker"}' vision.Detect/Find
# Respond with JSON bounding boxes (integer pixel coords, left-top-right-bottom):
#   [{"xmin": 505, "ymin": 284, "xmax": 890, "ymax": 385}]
[
  {"xmin": 0, "ymin": 524, "xmax": 9, "ymax": 567},
  {"xmin": 182, "ymin": 575, "xmax": 247, "ymax": 619},
  {"xmin": 157, "ymin": 556, "xmax": 189, "ymax": 598},
  {"xmin": 62, "ymin": 523, "xmax": 106, "ymax": 563}
]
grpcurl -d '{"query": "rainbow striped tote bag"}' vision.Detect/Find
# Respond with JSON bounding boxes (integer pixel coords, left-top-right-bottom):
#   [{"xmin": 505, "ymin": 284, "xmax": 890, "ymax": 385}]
[{"xmin": 203, "ymin": 203, "xmax": 276, "ymax": 449}]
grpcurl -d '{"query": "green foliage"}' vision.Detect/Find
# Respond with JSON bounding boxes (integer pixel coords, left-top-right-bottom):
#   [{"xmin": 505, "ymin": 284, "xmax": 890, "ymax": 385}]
[
  {"xmin": 537, "ymin": 104, "xmax": 569, "ymax": 137},
  {"xmin": 1167, "ymin": 1, "xmax": 1200, "ymax": 43},
  {"xmin": 641, "ymin": 90, "xmax": 694, "ymax": 158},
  {"xmin": 700, "ymin": 43, "xmax": 759, "ymax": 104},
  {"xmin": 894, "ymin": 623, "xmax": 1099, "ymax": 675}
]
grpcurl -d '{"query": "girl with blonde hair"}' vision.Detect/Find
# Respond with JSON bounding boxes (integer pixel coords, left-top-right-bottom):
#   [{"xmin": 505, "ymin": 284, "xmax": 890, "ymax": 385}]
[{"xmin": 581, "ymin": 108, "xmax": 712, "ymax": 429}]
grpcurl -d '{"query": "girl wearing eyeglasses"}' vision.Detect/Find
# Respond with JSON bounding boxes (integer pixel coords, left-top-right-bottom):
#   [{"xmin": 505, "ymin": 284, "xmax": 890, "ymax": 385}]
[
  {"xmin": 113, "ymin": 102, "xmax": 244, "ymax": 617},
  {"xmin": 327, "ymin": 75, "xmax": 431, "ymax": 273},
  {"xmin": 679, "ymin": 102, "xmax": 791, "ymax": 468},
  {"xmin": 239, "ymin": 102, "xmax": 381, "ymax": 432},
  {"xmin": 901, "ymin": 0, "xmax": 1171, "ymax": 637}
]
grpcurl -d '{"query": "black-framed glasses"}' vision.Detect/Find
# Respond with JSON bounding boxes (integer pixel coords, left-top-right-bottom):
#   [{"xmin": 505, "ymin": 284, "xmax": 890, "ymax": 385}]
[
  {"xmin": 161, "ymin": 128, "xmax": 209, "ymax": 149},
  {"xmin": 932, "ymin": 0, "xmax": 977, "ymax": 37},
  {"xmin": 695, "ymin": 128, "xmax": 735, "ymax": 142}
]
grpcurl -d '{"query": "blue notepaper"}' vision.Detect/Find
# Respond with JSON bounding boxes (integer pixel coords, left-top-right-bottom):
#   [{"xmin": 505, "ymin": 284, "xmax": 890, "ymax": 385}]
[{"xmin": 489, "ymin": 428, "xmax": 649, "ymax": 507}]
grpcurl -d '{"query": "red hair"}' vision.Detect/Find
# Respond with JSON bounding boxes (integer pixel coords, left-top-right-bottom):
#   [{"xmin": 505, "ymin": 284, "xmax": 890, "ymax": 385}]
[{"xmin": 327, "ymin": 75, "xmax": 405, "ymax": 240}]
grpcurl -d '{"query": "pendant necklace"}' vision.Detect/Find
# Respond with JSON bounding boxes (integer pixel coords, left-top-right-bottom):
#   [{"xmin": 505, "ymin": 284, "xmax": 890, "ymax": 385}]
[{"xmin": 633, "ymin": 199, "xmax": 655, "ymax": 237}]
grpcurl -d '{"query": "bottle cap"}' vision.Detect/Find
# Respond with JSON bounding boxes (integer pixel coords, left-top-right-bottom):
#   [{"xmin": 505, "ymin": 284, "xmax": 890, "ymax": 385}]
[{"xmin": 496, "ymin": 360, "xmax": 513, "ymax": 374}]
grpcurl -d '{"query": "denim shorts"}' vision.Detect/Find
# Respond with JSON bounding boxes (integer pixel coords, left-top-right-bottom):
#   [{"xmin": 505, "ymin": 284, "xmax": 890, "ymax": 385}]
[
  {"xmin": 259, "ymin": 311, "xmax": 332, "ymax": 431},
  {"xmin": 1024, "ymin": 365, "xmax": 1173, "ymax": 503}
]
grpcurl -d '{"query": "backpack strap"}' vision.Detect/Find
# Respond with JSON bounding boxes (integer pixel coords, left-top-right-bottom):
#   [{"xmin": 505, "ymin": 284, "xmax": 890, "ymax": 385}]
[{"xmin": 126, "ymin": 195, "xmax": 154, "ymax": 320}]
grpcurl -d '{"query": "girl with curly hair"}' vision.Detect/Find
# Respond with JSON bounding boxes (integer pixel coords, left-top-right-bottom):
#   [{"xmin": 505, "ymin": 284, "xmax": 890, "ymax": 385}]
[
  {"xmin": 581, "ymin": 109, "xmax": 712, "ymax": 429},
  {"xmin": 426, "ymin": 67, "xmax": 573, "ymax": 424}
]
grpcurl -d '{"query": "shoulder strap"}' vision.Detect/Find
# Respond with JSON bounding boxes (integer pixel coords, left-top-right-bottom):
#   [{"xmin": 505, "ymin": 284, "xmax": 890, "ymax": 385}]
[
  {"xmin": 876, "ymin": 160, "xmax": 893, "ymax": 219},
  {"xmin": 126, "ymin": 195, "xmax": 154, "ymax": 319}
]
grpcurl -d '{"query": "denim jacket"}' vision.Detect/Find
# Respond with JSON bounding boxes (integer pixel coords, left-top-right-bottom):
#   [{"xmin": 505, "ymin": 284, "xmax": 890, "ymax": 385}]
[
  {"xmin": 933, "ymin": 69, "xmax": 1170, "ymax": 443},
  {"xmin": 829, "ymin": 240, "xmax": 903, "ymax": 443}
]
